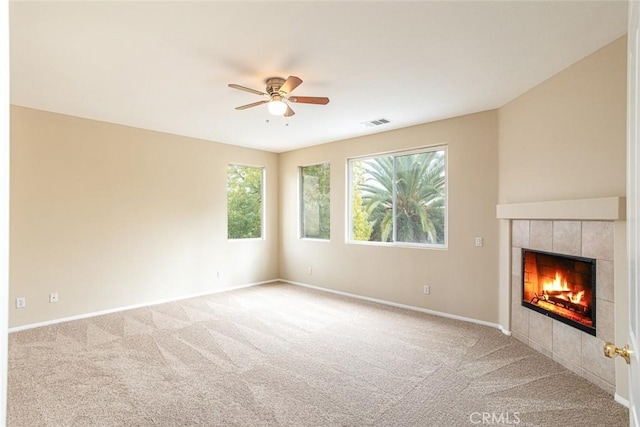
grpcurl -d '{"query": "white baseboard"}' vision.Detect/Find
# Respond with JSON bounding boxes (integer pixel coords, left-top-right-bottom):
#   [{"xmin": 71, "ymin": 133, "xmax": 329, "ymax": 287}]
[
  {"xmin": 280, "ymin": 279, "xmax": 503, "ymax": 332},
  {"xmin": 498, "ymin": 325, "xmax": 512, "ymax": 336},
  {"xmin": 9, "ymin": 278, "xmax": 506, "ymax": 336},
  {"xmin": 8, "ymin": 279, "xmax": 279, "ymax": 333},
  {"xmin": 614, "ymin": 393, "xmax": 629, "ymax": 408}
]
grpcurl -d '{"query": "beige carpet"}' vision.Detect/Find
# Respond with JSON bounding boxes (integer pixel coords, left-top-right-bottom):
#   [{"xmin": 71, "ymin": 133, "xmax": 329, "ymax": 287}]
[{"xmin": 8, "ymin": 282, "xmax": 628, "ymax": 426}]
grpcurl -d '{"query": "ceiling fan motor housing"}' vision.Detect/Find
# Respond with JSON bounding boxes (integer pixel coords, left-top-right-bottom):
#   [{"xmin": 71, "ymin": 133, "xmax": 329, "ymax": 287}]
[{"xmin": 265, "ymin": 77, "xmax": 286, "ymax": 96}]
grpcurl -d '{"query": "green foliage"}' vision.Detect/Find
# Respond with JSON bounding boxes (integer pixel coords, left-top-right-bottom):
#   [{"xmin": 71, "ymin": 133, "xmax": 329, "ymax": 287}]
[
  {"xmin": 301, "ymin": 164, "xmax": 331, "ymax": 239},
  {"xmin": 227, "ymin": 165, "xmax": 263, "ymax": 239},
  {"xmin": 352, "ymin": 150, "xmax": 445, "ymax": 245},
  {"xmin": 351, "ymin": 163, "xmax": 374, "ymax": 241}
]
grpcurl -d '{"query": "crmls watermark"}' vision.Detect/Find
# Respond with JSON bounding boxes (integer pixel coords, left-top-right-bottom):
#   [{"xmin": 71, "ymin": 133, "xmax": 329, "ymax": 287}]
[{"xmin": 469, "ymin": 412, "xmax": 521, "ymax": 425}]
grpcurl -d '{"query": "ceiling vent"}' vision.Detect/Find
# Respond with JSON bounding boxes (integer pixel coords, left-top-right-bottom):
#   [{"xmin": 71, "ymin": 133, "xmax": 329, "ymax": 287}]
[{"xmin": 361, "ymin": 118, "xmax": 391, "ymax": 128}]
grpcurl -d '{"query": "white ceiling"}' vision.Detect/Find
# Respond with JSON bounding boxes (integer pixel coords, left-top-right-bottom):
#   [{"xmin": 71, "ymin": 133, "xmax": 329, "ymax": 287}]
[{"xmin": 9, "ymin": 1, "xmax": 628, "ymax": 153}]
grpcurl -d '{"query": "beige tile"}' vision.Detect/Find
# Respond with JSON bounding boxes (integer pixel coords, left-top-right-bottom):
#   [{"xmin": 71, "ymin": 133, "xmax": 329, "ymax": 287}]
[
  {"xmin": 596, "ymin": 299, "xmax": 615, "ymax": 343},
  {"xmin": 511, "ymin": 274, "xmax": 522, "ymax": 307},
  {"xmin": 596, "ymin": 260, "xmax": 614, "ymax": 303},
  {"xmin": 552, "ymin": 320, "xmax": 582, "ymax": 366},
  {"xmin": 512, "ymin": 247, "xmax": 522, "ymax": 278},
  {"xmin": 512, "ymin": 220, "xmax": 529, "ymax": 248},
  {"xmin": 530, "ymin": 220, "xmax": 553, "ymax": 252},
  {"xmin": 582, "ymin": 221, "xmax": 614, "ymax": 261},
  {"xmin": 553, "ymin": 352, "xmax": 583, "ymax": 377},
  {"xmin": 530, "ymin": 339, "xmax": 553, "ymax": 359},
  {"xmin": 582, "ymin": 333, "xmax": 615, "ymax": 386},
  {"xmin": 512, "ymin": 331, "xmax": 528, "ymax": 345},
  {"xmin": 582, "ymin": 370, "xmax": 615, "ymax": 395},
  {"xmin": 552, "ymin": 221, "xmax": 582, "ymax": 256},
  {"xmin": 529, "ymin": 311, "xmax": 553, "ymax": 352},
  {"xmin": 512, "ymin": 304, "xmax": 529, "ymax": 337}
]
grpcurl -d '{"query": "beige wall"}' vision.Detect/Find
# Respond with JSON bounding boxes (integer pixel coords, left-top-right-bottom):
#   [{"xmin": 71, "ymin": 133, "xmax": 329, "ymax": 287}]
[
  {"xmin": 279, "ymin": 111, "xmax": 500, "ymax": 324},
  {"xmin": 498, "ymin": 36, "xmax": 627, "ymax": 204},
  {"xmin": 9, "ymin": 106, "xmax": 279, "ymax": 328},
  {"xmin": 8, "ymin": 35, "xmax": 628, "ymax": 381},
  {"xmin": 1, "ymin": 0, "xmax": 9, "ymax": 419},
  {"xmin": 497, "ymin": 37, "xmax": 628, "ymax": 398}
]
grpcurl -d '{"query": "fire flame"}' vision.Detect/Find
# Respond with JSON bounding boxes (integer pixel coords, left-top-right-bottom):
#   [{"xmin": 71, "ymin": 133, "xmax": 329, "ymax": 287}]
[
  {"xmin": 543, "ymin": 272, "xmax": 569, "ymax": 291},
  {"xmin": 569, "ymin": 291, "xmax": 585, "ymax": 304},
  {"xmin": 542, "ymin": 272, "xmax": 585, "ymax": 304}
]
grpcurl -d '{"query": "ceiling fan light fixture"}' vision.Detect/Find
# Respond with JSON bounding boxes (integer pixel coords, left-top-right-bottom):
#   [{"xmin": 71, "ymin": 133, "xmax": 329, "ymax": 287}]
[
  {"xmin": 267, "ymin": 96, "xmax": 288, "ymax": 116},
  {"xmin": 229, "ymin": 76, "xmax": 328, "ymax": 118}
]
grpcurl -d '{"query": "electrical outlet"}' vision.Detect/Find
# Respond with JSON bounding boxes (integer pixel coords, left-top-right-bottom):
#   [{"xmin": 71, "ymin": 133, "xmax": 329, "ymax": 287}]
[
  {"xmin": 216, "ymin": 270, "xmax": 222, "ymax": 279},
  {"xmin": 49, "ymin": 293, "xmax": 58, "ymax": 303},
  {"xmin": 423, "ymin": 285, "xmax": 430, "ymax": 295},
  {"xmin": 308, "ymin": 267, "xmax": 313, "ymax": 275},
  {"xmin": 16, "ymin": 297, "xmax": 26, "ymax": 308},
  {"xmin": 475, "ymin": 237, "xmax": 484, "ymax": 247}
]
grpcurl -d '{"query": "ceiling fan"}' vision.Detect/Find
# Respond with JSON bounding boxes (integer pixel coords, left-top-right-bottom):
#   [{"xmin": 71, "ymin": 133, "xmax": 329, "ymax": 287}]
[{"xmin": 228, "ymin": 76, "xmax": 329, "ymax": 117}]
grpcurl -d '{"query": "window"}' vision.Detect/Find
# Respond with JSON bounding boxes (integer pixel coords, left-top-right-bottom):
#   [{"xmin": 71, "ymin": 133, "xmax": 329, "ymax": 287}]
[
  {"xmin": 300, "ymin": 163, "xmax": 330, "ymax": 239},
  {"xmin": 227, "ymin": 164, "xmax": 264, "ymax": 239},
  {"xmin": 349, "ymin": 146, "xmax": 446, "ymax": 247}
]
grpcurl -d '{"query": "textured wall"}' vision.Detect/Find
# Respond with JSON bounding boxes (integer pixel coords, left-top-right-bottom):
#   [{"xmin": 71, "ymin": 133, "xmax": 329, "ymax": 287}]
[
  {"xmin": 10, "ymin": 106, "xmax": 279, "ymax": 327},
  {"xmin": 498, "ymin": 36, "xmax": 627, "ymax": 204},
  {"xmin": 497, "ymin": 36, "xmax": 628, "ymax": 399},
  {"xmin": 279, "ymin": 111, "xmax": 500, "ymax": 324}
]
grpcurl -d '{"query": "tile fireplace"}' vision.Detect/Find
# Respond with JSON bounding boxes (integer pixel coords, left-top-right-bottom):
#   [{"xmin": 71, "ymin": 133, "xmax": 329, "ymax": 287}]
[{"xmin": 497, "ymin": 198, "xmax": 625, "ymax": 395}]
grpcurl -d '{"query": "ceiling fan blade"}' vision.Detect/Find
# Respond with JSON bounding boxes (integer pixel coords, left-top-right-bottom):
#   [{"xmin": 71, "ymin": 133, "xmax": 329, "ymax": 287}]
[
  {"xmin": 228, "ymin": 84, "xmax": 267, "ymax": 96},
  {"xmin": 279, "ymin": 76, "xmax": 303, "ymax": 95},
  {"xmin": 288, "ymin": 96, "xmax": 330, "ymax": 105},
  {"xmin": 284, "ymin": 104, "xmax": 295, "ymax": 117},
  {"xmin": 235, "ymin": 100, "xmax": 269, "ymax": 110}
]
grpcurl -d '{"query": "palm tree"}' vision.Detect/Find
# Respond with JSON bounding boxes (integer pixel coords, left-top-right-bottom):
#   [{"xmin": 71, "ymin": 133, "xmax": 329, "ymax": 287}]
[
  {"xmin": 357, "ymin": 151, "xmax": 445, "ymax": 244},
  {"xmin": 351, "ymin": 162, "xmax": 374, "ymax": 241}
]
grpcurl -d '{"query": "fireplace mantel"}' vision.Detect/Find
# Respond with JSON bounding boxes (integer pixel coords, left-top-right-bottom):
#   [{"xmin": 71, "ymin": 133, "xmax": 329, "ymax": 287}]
[{"xmin": 496, "ymin": 197, "xmax": 626, "ymax": 221}]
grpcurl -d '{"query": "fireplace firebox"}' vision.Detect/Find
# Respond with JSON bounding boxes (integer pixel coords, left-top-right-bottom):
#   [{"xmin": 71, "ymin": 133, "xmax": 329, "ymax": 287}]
[{"xmin": 521, "ymin": 249, "xmax": 596, "ymax": 336}]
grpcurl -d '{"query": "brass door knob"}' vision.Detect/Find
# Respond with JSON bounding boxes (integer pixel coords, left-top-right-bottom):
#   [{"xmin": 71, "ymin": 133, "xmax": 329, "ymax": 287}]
[{"xmin": 603, "ymin": 342, "xmax": 632, "ymax": 365}]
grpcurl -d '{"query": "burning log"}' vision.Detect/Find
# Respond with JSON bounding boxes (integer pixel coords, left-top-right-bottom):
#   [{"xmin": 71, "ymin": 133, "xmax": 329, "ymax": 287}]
[
  {"xmin": 530, "ymin": 291, "xmax": 588, "ymax": 314},
  {"xmin": 545, "ymin": 294, "xmax": 588, "ymax": 314},
  {"xmin": 544, "ymin": 290, "xmax": 571, "ymax": 297}
]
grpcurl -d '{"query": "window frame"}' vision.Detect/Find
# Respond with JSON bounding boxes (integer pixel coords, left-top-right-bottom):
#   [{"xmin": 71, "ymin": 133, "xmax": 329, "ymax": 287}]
[
  {"xmin": 226, "ymin": 163, "xmax": 266, "ymax": 241},
  {"xmin": 347, "ymin": 145, "xmax": 448, "ymax": 249},
  {"xmin": 299, "ymin": 162, "xmax": 331, "ymax": 241}
]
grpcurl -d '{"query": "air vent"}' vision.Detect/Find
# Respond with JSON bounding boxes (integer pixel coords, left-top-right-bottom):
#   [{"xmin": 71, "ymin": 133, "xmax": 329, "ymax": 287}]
[{"xmin": 361, "ymin": 118, "xmax": 391, "ymax": 128}]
